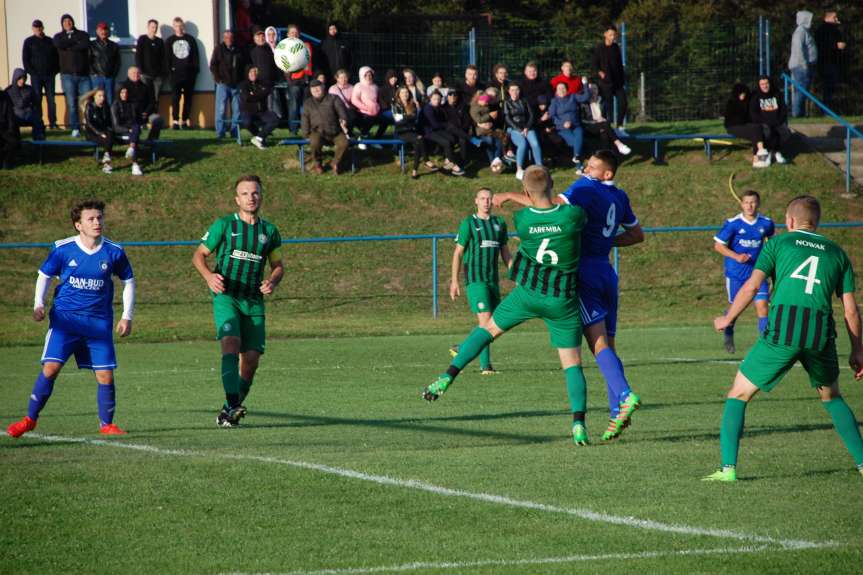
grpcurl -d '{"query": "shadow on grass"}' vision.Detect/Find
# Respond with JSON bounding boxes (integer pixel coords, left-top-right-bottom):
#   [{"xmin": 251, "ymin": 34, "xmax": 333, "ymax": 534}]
[{"xmin": 641, "ymin": 422, "xmax": 835, "ymax": 444}]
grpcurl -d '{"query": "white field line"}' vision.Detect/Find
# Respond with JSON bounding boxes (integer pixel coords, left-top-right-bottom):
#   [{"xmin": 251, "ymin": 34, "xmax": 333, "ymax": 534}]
[{"xmin": 25, "ymin": 433, "xmax": 832, "ymax": 551}]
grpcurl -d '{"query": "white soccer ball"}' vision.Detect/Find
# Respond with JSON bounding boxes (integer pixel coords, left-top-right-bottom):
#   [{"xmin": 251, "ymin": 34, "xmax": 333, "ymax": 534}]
[{"xmin": 274, "ymin": 38, "xmax": 309, "ymax": 73}]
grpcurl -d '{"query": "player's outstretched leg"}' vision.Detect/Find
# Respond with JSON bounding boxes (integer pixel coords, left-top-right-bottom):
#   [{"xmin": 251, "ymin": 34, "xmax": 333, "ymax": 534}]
[
  {"xmin": 423, "ymin": 327, "xmax": 494, "ymax": 401},
  {"xmin": 565, "ymin": 365, "xmax": 589, "ymax": 446},
  {"xmin": 822, "ymin": 396, "xmax": 863, "ymax": 477},
  {"xmin": 7, "ymin": 370, "xmax": 58, "ymax": 438}
]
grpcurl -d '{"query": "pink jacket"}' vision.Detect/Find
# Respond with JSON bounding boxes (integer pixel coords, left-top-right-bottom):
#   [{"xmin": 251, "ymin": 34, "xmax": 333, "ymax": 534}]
[
  {"xmin": 329, "ymin": 83, "xmax": 353, "ymax": 108},
  {"xmin": 351, "ymin": 66, "xmax": 380, "ymax": 116}
]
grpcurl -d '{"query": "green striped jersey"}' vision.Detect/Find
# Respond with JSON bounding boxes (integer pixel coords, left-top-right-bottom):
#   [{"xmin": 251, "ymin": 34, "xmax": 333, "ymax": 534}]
[
  {"xmin": 456, "ymin": 214, "xmax": 508, "ymax": 285},
  {"xmin": 509, "ymin": 204, "xmax": 586, "ymax": 298},
  {"xmin": 755, "ymin": 230, "xmax": 855, "ymax": 350},
  {"xmin": 201, "ymin": 213, "xmax": 282, "ymax": 300}
]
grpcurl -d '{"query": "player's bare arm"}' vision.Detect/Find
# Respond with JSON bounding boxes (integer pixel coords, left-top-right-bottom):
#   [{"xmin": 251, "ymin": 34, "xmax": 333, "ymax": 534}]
[
  {"xmin": 842, "ymin": 291, "xmax": 863, "ymax": 380},
  {"xmin": 614, "ymin": 224, "xmax": 645, "ymax": 247},
  {"xmin": 260, "ymin": 251, "xmax": 284, "ymax": 295},
  {"xmin": 714, "ymin": 241, "xmax": 751, "ymax": 263},
  {"xmin": 714, "ymin": 269, "xmax": 766, "ymax": 331},
  {"xmin": 450, "ymin": 244, "xmax": 465, "ymax": 300},
  {"xmin": 493, "ymin": 191, "xmax": 564, "ymax": 208},
  {"xmin": 192, "ymin": 244, "xmax": 225, "ymax": 293}
]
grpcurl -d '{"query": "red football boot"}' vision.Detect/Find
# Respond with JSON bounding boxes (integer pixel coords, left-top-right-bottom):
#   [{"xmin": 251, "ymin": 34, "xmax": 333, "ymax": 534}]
[
  {"xmin": 7, "ymin": 416, "xmax": 37, "ymax": 438},
  {"xmin": 99, "ymin": 423, "xmax": 127, "ymax": 435}
]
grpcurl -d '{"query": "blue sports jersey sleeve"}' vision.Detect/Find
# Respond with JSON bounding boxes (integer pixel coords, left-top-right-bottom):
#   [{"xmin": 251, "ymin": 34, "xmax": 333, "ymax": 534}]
[
  {"xmin": 113, "ymin": 248, "xmax": 133, "ymax": 281},
  {"xmin": 39, "ymin": 247, "xmax": 64, "ymax": 277},
  {"xmin": 765, "ymin": 218, "xmax": 775, "ymax": 238},
  {"xmin": 714, "ymin": 219, "xmax": 735, "ymax": 245},
  {"xmin": 619, "ymin": 192, "xmax": 637, "ymax": 227}
]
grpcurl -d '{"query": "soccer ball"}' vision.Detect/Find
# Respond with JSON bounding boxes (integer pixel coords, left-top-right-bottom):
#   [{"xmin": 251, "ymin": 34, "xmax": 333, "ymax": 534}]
[{"xmin": 274, "ymin": 38, "xmax": 309, "ymax": 73}]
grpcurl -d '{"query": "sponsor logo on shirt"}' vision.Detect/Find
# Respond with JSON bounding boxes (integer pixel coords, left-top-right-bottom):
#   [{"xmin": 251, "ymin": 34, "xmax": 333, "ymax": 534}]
[
  {"xmin": 529, "ymin": 225, "xmax": 562, "ymax": 234},
  {"xmin": 68, "ymin": 276, "xmax": 105, "ymax": 290},
  {"xmin": 230, "ymin": 249, "xmax": 264, "ymax": 262},
  {"xmin": 69, "ymin": 259, "xmax": 78, "ymax": 267},
  {"xmin": 738, "ymin": 239, "xmax": 762, "ymax": 248},
  {"xmin": 480, "ymin": 240, "xmax": 500, "ymax": 248}
]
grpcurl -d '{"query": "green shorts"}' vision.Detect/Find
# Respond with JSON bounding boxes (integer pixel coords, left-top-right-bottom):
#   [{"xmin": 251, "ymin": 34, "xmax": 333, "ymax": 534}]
[
  {"xmin": 213, "ymin": 293, "xmax": 267, "ymax": 353},
  {"xmin": 740, "ymin": 337, "xmax": 839, "ymax": 392},
  {"xmin": 466, "ymin": 282, "xmax": 500, "ymax": 314},
  {"xmin": 492, "ymin": 284, "xmax": 582, "ymax": 348}
]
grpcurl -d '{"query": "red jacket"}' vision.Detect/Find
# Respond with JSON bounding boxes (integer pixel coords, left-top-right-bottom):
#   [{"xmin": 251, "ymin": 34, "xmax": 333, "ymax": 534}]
[{"xmin": 550, "ymin": 74, "xmax": 583, "ymax": 95}]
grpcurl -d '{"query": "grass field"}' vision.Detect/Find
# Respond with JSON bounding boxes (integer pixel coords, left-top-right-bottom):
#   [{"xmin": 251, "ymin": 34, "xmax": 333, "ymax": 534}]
[{"xmin": 2, "ymin": 325, "xmax": 862, "ymax": 574}]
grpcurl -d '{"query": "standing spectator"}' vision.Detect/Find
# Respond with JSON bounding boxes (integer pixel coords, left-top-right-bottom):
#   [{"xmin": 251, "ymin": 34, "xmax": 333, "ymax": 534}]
[
  {"xmin": 53, "ymin": 14, "xmax": 91, "ymax": 137},
  {"xmin": 248, "ymin": 27, "xmax": 278, "ymax": 95},
  {"xmin": 423, "ymin": 90, "xmax": 464, "ymax": 176},
  {"xmin": 166, "ymin": 17, "xmax": 199, "ymax": 130},
  {"xmin": 6, "ymin": 68, "xmax": 46, "ymax": 140},
  {"xmin": 0, "ymin": 89, "xmax": 19, "ymax": 169},
  {"xmin": 724, "ymin": 83, "xmax": 769, "ymax": 168},
  {"xmin": 285, "ymin": 25, "xmax": 313, "ymax": 134},
  {"xmin": 301, "ymin": 79, "xmax": 349, "ymax": 175},
  {"xmin": 520, "ymin": 61, "xmax": 550, "ymax": 111},
  {"xmin": 110, "ymin": 85, "xmax": 144, "ymax": 176},
  {"xmin": 121, "ymin": 67, "xmax": 165, "ymax": 144},
  {"xmin": 443, "ymin": 90, "xmax": 470, "ymax": 171},
  {"xmin": 350, "ymin": 66, "xmax": 385, "ymax": 141},
  {"xmin": 591, "ymin": 25, "xmax": 627, "ymax": 127},
  {"xmin": 80, "ymin": 88, "xmax": 114, "ymax": 173},
  {"xmin": 264, "ymin": 26, "xmax": 285, "ymax": 119},
  {"xmin": 469, "ymin": 93, "xmax": 504, "ymax": 173},
  {"xmin": 549, "ymin": 81, "xmax": 591, "ymax": 170},
  {"xmin": 209, "ymin": 30, "xmax": 245, "ymax": 138},
  {"xmin": 814, "ymin": 10, "xmax": 845, "ymax": 110},
  {"xmin": 392, "ymin": 86, "xmax": 434, "ymax": 179},
  {"xmin": 504, "ymin": 83, "xmax": 541, "ymax": 180},
  {"xmin": 457, "ymin": 65, "xmax": 484, "ymax": 100},
  {"xmin": 22, "ymin": 19, "xmax": 59, "ymax": 130},
  {"xmin": 788, "ymin": 10, "xmax": 818, "ymax": 118},
  {"xmin": 402, "ymin": 68, "xmax": 426, "ymax": 106},
  {"xmin": 749, "ymin": 75, "xmax": 791, "ymax": 165},
  {"xmin": 427, "ymin": 73, "xmax": 449, "ymax": 99},
  {"xmin": 89, "ymin": 22, "xmax": 121, "ymax": 105},
  {"xmin": 550, "ymin": 60, "xmax": 584, "ymax": 95},
  {"xmin": 135, "ymin": 19, "xmax": 166, "ymax": 107},
  {"xmin": 320, "ymin": 22, "xmax": 351, "ymax": 80},
  {"xmin": 239, "ymin": 67, "xmax": 279, "ymax": 150}
]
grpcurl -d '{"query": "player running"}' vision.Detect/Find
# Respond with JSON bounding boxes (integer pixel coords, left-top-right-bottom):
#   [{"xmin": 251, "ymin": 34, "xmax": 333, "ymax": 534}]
[
  {"xmin": 713, "ymin": 190, "xmax": 774, "ymax": 354},
  {"xmin": 705, "ymin": 196, "xmax": 863, "ymax": 482},
  {"xmin": 449, "ymin": 188, "xmax": 512, "ymax": 375},
  {"xmin": 7, "ymin": 200, "xmax": 135, "ymax": 437},
  {"xmin": 494, "ymin": 150, "xmax": 645, "ymax": 441},
  {"xmin": 192, "ymin": 175, "xmax": 283, "ymax": 427},
  {"xmin": 423, "ymin": 166, "xmax": 593, "ymax": 445}
]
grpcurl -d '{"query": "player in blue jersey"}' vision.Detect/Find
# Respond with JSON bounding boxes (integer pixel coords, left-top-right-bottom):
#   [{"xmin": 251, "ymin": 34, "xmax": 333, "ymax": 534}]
[
  {"xmin": 713, "ymin": 190, "xmax": 774, "ymax": 353},
  {"xmin": 495, "ymin": 150, "xmax": 645, "ymax": 441},
  {"xmin": 6, "ymin": 200, "xmax": 135, "ymax": 438}
]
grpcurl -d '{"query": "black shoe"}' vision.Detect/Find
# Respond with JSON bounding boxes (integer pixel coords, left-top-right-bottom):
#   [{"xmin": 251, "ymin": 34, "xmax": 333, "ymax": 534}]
[
  {"xmin": 171, "ymin": 122, "xmax": 180, "ymax": 130},
  {"xmin": 216, "ymin": 405, "xmax": 247, "ymax": 428},
  {"xmin": 724, "ymin": 333, "xmax": 735, "ymax": 354}
]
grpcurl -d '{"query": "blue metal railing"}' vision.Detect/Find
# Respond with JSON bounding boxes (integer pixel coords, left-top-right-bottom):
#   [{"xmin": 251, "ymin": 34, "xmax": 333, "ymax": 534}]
[{"xmin": 782, "ymin": 72, "xmax": 862, "ymax": 196}]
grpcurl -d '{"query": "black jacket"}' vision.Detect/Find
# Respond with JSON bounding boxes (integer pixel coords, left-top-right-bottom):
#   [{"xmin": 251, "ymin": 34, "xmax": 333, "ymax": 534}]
[
  {"xmin": 239, "ymin": 80, "xmax": 272, "ymax": 115},
  {"xmin": 0, "ymin": 91, "xmax": 20, "ymax": 136},
  {"xmin": 815, "ymin": 22, "xmax": 844, "ymax": 70},
  {"xmin": 520, "ymin": 76, "xmax": 550, "ymax": 110},
  {"xmin": 504, "ymin": 98, "xmax": 534, "ymax": 130},
  {"xmin": 111, "ymin": 98, "xmax": 138, "ymax": 131},
  {"xmin": 85, "ymin": 101, "xmax": 112, "ymax": 132},
  {"xmin": 90, "ymin": 38, "xmax": 121, "ymax": 78},
  {"xmin": 320, "ymin": 33, "xmax": 351, "ymax": 77},
  {"xmin": 724, "ymin": 93, "xmax": 752, "ymax": 128},
  {"xmin": 6, "ymin": 69, "xmax": 37, "ymax": 117},
  {"xmin": 53, "ymin": 28, "xmax": 90, "ymax": 76},
  {"xmin": 121, "ymin": 79, "xmax": 156, "ymax": 119},
  {"xmin": 391, "ymin": 101, "xmax": 420, "ymax": 135},
  {"xmin": 443, "ymin": 101, "xmax": 471, "ymax": 133},
  {"xmin": 165, "ymin": 34, "xmax": 199, "ymax": 81},
  {"xmin": 455, "ymin": 79, "xmax": 484, "ymax": 100},
  {"xmin": 22, "ymin": 35, "xmax": 59, "ymax": 77},
  {"xmin": 749, "ymin": 88, "xmax": 787, "ymax": 126},
  {"xmin": 135, "ymin": 35, "xmax": 165, "ymax": 77},
  {"xmin": 209, "ymin": 43, "xmax": 246, "ymax": 87},
  {"xmin": 248, "ymin": 44, "xmax": 279, "ymax": 88},
  {"xmin": 591, "ymin": 42, "xmax": 625, "ymax": 88}
]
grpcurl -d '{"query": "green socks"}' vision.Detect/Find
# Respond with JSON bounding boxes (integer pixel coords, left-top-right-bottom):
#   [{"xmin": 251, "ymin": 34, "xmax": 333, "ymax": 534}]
[
  {"xmin": 720, "ymin": 398, "xmax": 747, "ymax": 468},
  {"xmin": 823, "ymin": 397, "xmax": 863, "ymax": 467},
  {"xmin": 452, "ymin": 327, "xmax": 494, "ymax": 371},
  {"xmin": 564, "ymin": 365, "xmax": 587, "ymax": 414},
  {"xmin": 221, "ymin": 353, "xmax": 240, "ymax": 407},
  {"xmin": 479, "ymin": 344, "xmax": 492, "ymax": 371}
]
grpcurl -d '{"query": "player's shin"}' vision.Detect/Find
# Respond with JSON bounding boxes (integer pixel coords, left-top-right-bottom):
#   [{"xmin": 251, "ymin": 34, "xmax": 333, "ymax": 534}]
[
  {"xmin": 720, "ymin": 398, "xmax": 748, "ymax": 468},
  {"xmin": 565, "ymin": 366, "xmax": 587, "ymax": 416},
  {"xmin": 451, "ymin": 327, "xmax": 494, "ymax": 373},
  {"xmin": 239, "ymin": 376, "xmax": 254, "ymax": 404},
  {"xmin": 596, "ymin": 348, "xmax": 630, "ymax": 417},
  {"xmin": 97, "ymin": 382, "xmax": 116, "ymax": 425},
  {"xmin": 823, "ymin": 398, "xmax": 863, "ymax": 467},
  {"xmin": 221, "ymin": 353, "xmax": 241, "ymax": 408},
  {"xmin": 479, "ymin": 344, "xmax": 492, "ymax": 371},
  {"xmin": 27, "ymin": 372, "xmax": 56, "ymax": 421}
]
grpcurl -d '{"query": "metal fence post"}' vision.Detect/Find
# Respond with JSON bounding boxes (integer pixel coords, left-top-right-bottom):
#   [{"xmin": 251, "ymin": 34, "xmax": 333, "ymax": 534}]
[
  {"xmin": 469, "ymin": 27, "xmax": 477, "ymax": 66},
  {"xmin": 765, "ymin": 18, "xmax": 771, "ymax": 77},
  {"xmin": 847, "ymin": 127, "xmax": 853, "ymax": 197},
  {"xmin": 621, "ymin": 22, "xmax": 627, "ymax": 126},
  {"xmin": 432, "ymin": 236, "xmax": 439, "ymax": 318},
  {"xmin": 758, "ymin": 16, "xmax": 764, "ymax": 76},
  {"xmin": 783, "ymin": 75, "xmax": 789, "ymax": 106}
]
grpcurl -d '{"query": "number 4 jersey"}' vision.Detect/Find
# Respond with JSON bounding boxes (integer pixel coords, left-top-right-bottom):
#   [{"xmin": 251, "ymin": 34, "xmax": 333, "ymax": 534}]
[{"xmin": 755, "ymin": 230, "xmax": 855, "ymax": 349}]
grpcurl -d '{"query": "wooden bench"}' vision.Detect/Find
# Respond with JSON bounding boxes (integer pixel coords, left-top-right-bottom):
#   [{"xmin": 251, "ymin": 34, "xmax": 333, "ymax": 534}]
[
  {"xmin": 278, "ymin": 137, "xmax": 405, "ymax": 174},
  {"xmin": 27, "ymin": 138, "xmax": 173, "ymax": 164},
  {"xmin": 625, "ymin": 133, "xmax": 737, "ymax": 163}
]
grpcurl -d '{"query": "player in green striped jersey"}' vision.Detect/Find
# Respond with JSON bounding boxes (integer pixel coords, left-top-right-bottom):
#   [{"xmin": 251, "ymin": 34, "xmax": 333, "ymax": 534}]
[
  {"xmin": 424, "ymin": 166, "xmax": 594, "ymax": 445},
  {"xmin": 192, "ymin": 175, "xmax": 284, "ymax": 427},
  {"xmin": 450, "ymin": 188, "xmax": 512, "ymax": 374},
  {"xmin": 706, "ymin": 196, "xmax": 863, "ymax": 481}
]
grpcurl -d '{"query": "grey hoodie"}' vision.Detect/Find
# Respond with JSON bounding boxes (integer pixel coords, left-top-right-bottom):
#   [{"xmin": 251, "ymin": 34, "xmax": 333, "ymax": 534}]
[{"xmin": 789, "ymin": 10, "xmax": 817, "ymax": 70}]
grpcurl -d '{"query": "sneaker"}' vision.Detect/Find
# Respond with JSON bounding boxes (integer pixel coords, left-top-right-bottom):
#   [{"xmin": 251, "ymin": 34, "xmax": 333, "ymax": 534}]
[
  {"xmin": 702, "ymin": 466, "xmax": 737, "ymax": 482},
  {"xmin": 516, "ymin": 168, "xmax": 524, "ymax": 181},
  {"xmin": 442, "ymin": 160, "xmax": 454, "ymax": 171},
  {"xmin": 451, "ymin": 165, "xmax": 465, "ymax": 177},
  {"xmin": 251, "ymin": 136, "xmax": 265, "ymax": 150},
  {"xmin": 171, "ymin": 122, "xmax": 180, "ymax": 130},
  {"xmin": 99, "ymin": 423, "xmax": 127, "ymax": 435},
  {"xmin": 615, "ymin": 141, "xmax": 632, "ymax": 155},
  {"xmin": 752, "ymin": 158, "xmax": 768, "ymax": 169},
  {"xmin": 490, "ymin": 157, "xmax": 503, "ymax": 173},
  {"xmin": 724, "ymin": 332, "xmax": 735, "ymax": 354},
  {"xmin": 756, "ymin": 149, "xmax": 769, "ymax": 163},
  {"xmin": 572, "ymin": 422, "xmax": 589, "ymax": 446},
  {"xmin": 6, "ymin": 416, "xmax": 37, "ymax": 438},
  {"xmin": 773, "ymin": 151, "xmax": 788, "ymax": 164},
  {"xmin": 131, "ymin": 163, "xmax": 143, "ymax": 176},
  {"xmin": 449, "ymin": 345, "xmax": 459, "ymax": 358},
  {"xmin": 216, "ymin": 405, "xmax": 247, "ymax": 428},
  {"xmin": 102, "ymin": 163, "xmax": 112, "ymax": 174},
  {"xmin": 422, "ymin": 375, "xmax": 452, "ymax": 402},
  {"xmin": 101, "ymin": 152, "xmax": 111, "ymax": 164},
  {"xmin": 71, "ymin": 129, "xmax": 80, "ymax": 138},
  {"xmin": 480, "ymin": 366, "xmax": 498, "ymax": 376},
  {"xmin": 125, "ymin": 147, "xmax": 135, "ymax": 159}
]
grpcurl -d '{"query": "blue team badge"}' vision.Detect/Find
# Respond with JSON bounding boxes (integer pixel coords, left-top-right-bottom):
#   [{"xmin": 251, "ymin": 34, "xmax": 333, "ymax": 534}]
[
  {"xmin": 259, "ymin": 233, "xmax": 268, "ymax": 244},
  {"xmin": 759, "ymin": 227, "xmax": 765, "ymax": 234},
  {"xmin": 100, "ymin": 260, "xmax": 109, "ymax": 271}
]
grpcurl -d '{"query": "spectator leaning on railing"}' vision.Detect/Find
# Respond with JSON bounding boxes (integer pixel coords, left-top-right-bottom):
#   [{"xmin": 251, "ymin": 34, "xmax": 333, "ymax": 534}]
[
  {"xmin": 54, "ymin": 13, "xmax": 91, "ymax": 137},
  {"xmin": 301, "ymin": 79, "xmax": 349, "ymax": 175},
  {"xmin": 135, "ymin": 19, "xmax": 166, "ymax": 107},
  {"xmin": 89, "ymin": 22, "xmax": 121, "ymax": 105},
  {"xmin": 23, "ymin": 19, "xmax": 59, "ymax": 130},
  {"xmin": 7, "ymin": 68, "xmax": 45, "ymax": 140}
]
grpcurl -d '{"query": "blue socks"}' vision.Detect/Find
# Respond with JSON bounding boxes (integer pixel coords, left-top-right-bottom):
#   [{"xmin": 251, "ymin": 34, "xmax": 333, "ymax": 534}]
[
  {"xmin": 596, "ymin": 348, "xmax": 630, "ymax": 418},
  {"xmin": 27, "ymin": 372, "xmax": 56, "ymax": 421},
  {"xmin": 758, "ymin": 316, "xmax": 769, "ymax": 334},
  {"xmin": 97, "ymin": 383, "xmax": 116, "ymax": 426}
]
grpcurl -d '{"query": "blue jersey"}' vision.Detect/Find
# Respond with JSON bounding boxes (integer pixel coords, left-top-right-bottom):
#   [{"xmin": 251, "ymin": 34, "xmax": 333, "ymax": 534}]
[
  {"xmin": 558, "ymin": 175, "xmax": 638, "ymax": 260},
  {"xmin": 39, "ymin": 236, "xmax": 134, "ymax": 320},
  {"xmin": 714, "ymin": 213, "xmax": 775, "ymax": 280}
]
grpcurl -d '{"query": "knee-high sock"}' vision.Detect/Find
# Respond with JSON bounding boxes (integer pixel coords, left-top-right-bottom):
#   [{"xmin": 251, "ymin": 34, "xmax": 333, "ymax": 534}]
[
  {"xmin": 596, "ymin": 348, "xmax": 630, "ymax": 418},
  {"xmin": 479, "ymin": 343, "xmax": 492, "ymax": 370},
  {"xmin": 239, "ymin": 376, "xmax": 254, "ymax": 403},
  {"xmin": 564, "ymin": 365, "xmax": 587, "ymax": 416},
  {"xmin": 757, "ymin": 316, "xmax": 769, "ymax": 334},
  {"xmin": 823, "ymin": 398, "xmax": 863, "ymax": 466},
  {"xmin": 450, "ymin": 327, "xmax": 494, "ymax": 376},
  {"xmin": 97, "ymin": 383, "xmax": 116, "ymax": 425},
  {"xmin": 27, "ymin": 372, "xmax": 56, "ymax": 421},
  {"xmin": 720, "ymin": 398, "xmax": 747, "ymax": 467},
  {"xmin": 221, "ymin": 353, "xmax": 241, "ymax": 408},
  {"xmin": 724, "ymin": 309, "xmax": 735, "ymax": 337}
]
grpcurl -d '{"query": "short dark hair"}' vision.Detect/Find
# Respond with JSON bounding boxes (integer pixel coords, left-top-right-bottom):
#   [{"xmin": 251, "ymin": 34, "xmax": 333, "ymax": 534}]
[
  {"xmin": 71, "ymin": 199, "xmax": 105, "ymax": 224},
  {"xmin": 787, "ymin": 195, "xmax": 821, "ymax": 226},
  {"xmin": 605, "ymin": 24, "xmax": 618, "ymax": 33},
  {"xmin": 465, "ymin": 64, "xmax": 478, "ymax": 72},
  {"xmin": 147, "ymin": 19, "xmax": 158, "ymax": 26},
  {"xmin": 741, "ymin": 190, "xmax": 761, "ymax": 202},
  {"xmin": 235, "ymin": 174, "xmax": 262, "ymax": 192},
  {"xmin": 593, "ymin": 149, "xmax": 619, "ymax": 175}
]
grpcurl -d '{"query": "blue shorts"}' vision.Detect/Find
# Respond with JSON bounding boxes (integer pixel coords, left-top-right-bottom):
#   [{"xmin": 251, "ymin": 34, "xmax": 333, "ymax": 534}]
[
  {"xmin": 578, "ymin": 260, "xmax": 619, "ymax": 337},
  {"xmin": 41, "ymin": 309, "xmax": 116, "ymax": 370},
  {"xmin": 726, "ymin": 277, "xmax": 769, "ymax": 305}
]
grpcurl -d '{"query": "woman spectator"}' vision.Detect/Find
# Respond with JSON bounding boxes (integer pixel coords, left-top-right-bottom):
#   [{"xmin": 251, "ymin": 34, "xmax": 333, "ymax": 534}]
[
  {"xmin": 535, "ymin": 94, "xmax": 566, "ymax": 163},
  {"xmin": 443, "ymin": 90, "xmax": 471, "ymax": 171},
  {"xmin": 469, "ymin": 92, "xmax": 504, "ymax": 173},
  {"xmin": 581, "ymin": 81, "xmax": 631, "ymax": 156},
  {"xmin": 504, "ymin": 83, "xmax": 541, "ymax": 180},
  {"xmin": 378, "ymin": 69, "xmax": 398, "ymax": 122},
  {"xmin": 402, "ymin": 68, "xmax": 426, "ymax": 107},
  {"xmin": 350, "ymin": 66, "xmax": 386, "ymax": 142},
  {"xmin": 329, "ymin": 69, "xmax": 355, "ymax": 126},
  {"xmin": 264, "ymin": 26, "xmax": 284, "ymax": 119},
  {"xmin": 392, "ymin": 86, "xmax": 436, "ymax": 179},
  {"xmin": 427, "ymin": 73, "xmax": 449, "ymax": 99},
  {"xmin": 549, "ymin": 81, "xmax": 591, "ymax": 170},
  {"xmin": 110, "ymin": 85, "xmax": 144, "ymax": 175},
  {"xmin": 724, "ymin": 83, "xmax": 769, "ymax": 168},
  {"xmin": 80, "ymin": 88, "xmax": 114, "ymax": 174},
  {"xmin": 423, "ymin": 90, "xmax": 464, "ymax": 176}
]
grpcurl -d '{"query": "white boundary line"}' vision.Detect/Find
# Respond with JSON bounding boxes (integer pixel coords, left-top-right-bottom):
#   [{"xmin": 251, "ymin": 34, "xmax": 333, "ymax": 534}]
[{"xmin": 24, "ymin": 433, "xmax": 833, "ymax": 551}]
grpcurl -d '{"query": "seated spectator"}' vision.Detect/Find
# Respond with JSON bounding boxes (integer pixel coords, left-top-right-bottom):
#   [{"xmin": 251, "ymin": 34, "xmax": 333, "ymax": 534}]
[
  {"xmin": 403, "ymin": 68, "xmax": 426, "ymax": 107},
  {"xmin": 504, "ymin": 83, "xmax": 541, "ymax": 180},
  {"xmin": 549, "ymin": 81, "xmax": 591, "ymax": 170},
  {"xmin": 427, "ymin": 73, "xmax": 449, "ymax": 99},
  {"xmin": 378, "ymin": 69, "xmax": 398, "ymax": 120},
  {"xmin": 304, "ymin": 70, "xmax": 328, "ymax": 101},
  {"xmin": 80, "ymin": 88, "xmax": 114, "ymax": 173},
  {"xmin": 550, "ymin": 60, "xmax": 584, "ymax": 95},
  {"xmin": 724, "ymin": 83, "xmax": 769, "ymax": 168},
  {"xmin": 422, "ymin": 90, "xmax": 464, "ymax": 176},
  {"xmin": 110, "ymin": 85, "xmax": 144, "ymax": 175},
  {"xmin": 581, "ymin": 81, "xmax": 631, "ymax": 156},
  {"xmin": 457, "ymin": 65, "xmax": 484, "ymax": 100},
  {"xmin": 121, "ymin": 67, "xmax": 164, "ymax": 143},
  {"xmin": 749, "ymin": 75, "xmax": 791, "ymax": 165},
  {"xmin": 469, "ymin": 92, "xmax": 504, "ymax": 173},
  {"xmin": 0, "ymin": 90, "xmax": 20, "ymax": 169},
  {"xmin": 6, "ymin": 69, "xmax": 45, "ymax": 140},
  {"xmin": 535, "ymin": 94, "xmax": 565, "ymax": 162},
  {"xmin": 443, "ymin": 90, "xmax": 470, "ymax": 170},
  {"xmin": 240, "ymin": 66, "xmax": 279, "ymax": 149},
  {"xmin": 521, "ymin": 61, "xmax": 550, "ymax": 111},
  {"xmin": 302, "ymin": 78, "xmax": 349, "ymax": 174},
  {"xmin": 329, "ymin": 69, "xmax": 355, "ymax": 128},
  {"xmin": 392, "ymin": 86, "xmax": 435, "ymax": 179},
  {"xmin": 350, "ymin": 66, "xmax": 386, "ymax": 142}
]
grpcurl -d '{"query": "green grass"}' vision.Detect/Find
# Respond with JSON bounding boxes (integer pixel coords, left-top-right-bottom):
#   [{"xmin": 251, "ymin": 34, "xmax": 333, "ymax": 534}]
[{"xmin": 2, "ymin": 326, "xmax": 862, "ymax": 574}]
